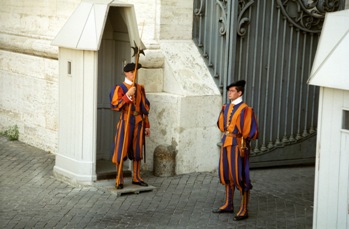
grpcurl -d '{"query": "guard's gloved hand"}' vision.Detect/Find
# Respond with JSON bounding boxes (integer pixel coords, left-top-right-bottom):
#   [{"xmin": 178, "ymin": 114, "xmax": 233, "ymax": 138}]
[{"xmin": 126, "ymin": 87, "xmax": 136, "ymax": 96}]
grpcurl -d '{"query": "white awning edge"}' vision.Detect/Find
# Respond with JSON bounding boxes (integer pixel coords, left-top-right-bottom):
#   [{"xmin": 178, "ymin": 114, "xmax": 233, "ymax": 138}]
[
  {"xmin": 51, "ymin": 0, "xmax": 143, "ymax": 51},
  {"xmin": 308, "ymin": 9, "xmax": 349, "ymax": 91}
]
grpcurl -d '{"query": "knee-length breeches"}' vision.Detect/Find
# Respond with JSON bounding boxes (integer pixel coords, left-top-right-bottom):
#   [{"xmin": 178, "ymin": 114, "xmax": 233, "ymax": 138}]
[
  {"xmin": 112, "ymin": 117, "xmax": 145, "ymax": 165},
  {"xmin": 218, "ymin": 145, "xmax": 252, "ymax": 192}
]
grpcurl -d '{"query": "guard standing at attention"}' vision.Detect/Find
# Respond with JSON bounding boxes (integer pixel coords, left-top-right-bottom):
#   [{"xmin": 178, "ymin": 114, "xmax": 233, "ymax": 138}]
[
  {"xmin": 110, "ymin": 62, "xmax": 150, "ymax": 189},
  {"xmin": 213, "ymin": 80, "xmax": 258, "ymax": 221}
]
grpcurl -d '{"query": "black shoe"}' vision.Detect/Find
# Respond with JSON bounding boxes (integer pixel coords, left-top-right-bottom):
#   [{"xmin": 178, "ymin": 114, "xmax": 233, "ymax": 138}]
[
  {"xmin": 132, "ymin": 181, "xmax": 148, "ymax": 186},
  {"xmin": 233, "ymin": 214, "xmax": 248, "ymax": 221},
  {"xmin": 212, "ymin": 208, "xmax": 234, "ymax": 214},
  {"xmin": 115, "ymin": 184, "xmax": 123, "ymax": 189}
]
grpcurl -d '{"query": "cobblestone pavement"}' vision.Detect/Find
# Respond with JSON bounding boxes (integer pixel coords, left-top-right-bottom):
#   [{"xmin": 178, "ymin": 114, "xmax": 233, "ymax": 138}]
[{"xmin": 0, "ymin": 136, "xmax": 314, "ymax": 228}]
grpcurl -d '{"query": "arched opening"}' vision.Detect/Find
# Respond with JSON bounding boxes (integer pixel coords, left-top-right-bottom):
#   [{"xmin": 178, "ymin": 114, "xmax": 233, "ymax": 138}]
[{"xmin": 96, "ymin": 7, "xmax": 132, "ymax": 179}]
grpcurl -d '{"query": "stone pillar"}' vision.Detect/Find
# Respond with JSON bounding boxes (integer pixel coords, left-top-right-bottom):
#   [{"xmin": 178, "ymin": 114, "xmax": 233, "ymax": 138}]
[{"xmin": 153, "ymin": 145, "xmax": 176, "ymax": 177}]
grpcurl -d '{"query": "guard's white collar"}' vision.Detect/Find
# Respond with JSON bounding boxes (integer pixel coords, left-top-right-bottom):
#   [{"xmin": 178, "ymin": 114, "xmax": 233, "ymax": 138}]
[
  {"xmin": 231, "ymin": 97, "xmax": 243, "ymax": 105},
  {"xmin": 124, "ymin": 78, "xmax": 133, "ymax": 85}
]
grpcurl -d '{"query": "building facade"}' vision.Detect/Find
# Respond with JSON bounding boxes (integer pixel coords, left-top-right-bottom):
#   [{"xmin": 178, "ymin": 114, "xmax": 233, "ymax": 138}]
[
  {"xmin": 1, "ymin": 0, "xmax": 349, "ymax": 179},
  {"xmin": 0, "ymin": 0, "xmax": 221, "ymax": 177}
]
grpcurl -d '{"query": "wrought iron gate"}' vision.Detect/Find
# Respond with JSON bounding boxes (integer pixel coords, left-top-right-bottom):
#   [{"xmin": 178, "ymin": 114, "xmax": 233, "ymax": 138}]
[{"xmin": 193, "ymin": 0, "xmax": 345, "ymax": 167}]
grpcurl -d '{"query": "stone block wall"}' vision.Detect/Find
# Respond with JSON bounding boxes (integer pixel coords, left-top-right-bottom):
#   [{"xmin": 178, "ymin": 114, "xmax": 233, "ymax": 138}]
[
  {"xmin": 0, "ymin": 0, "xmax": 80, "ymax": 153},
  {"xmin": 0, "ymin": 50, "xmax": 58, "ymax": 152},
  {"xmin": 159, "ymin": 0, "xmax": 194, "ymax": 40}
]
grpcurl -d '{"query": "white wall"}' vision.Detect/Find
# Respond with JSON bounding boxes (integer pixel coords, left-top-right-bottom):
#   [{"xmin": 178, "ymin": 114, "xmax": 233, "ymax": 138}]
[
  {"xmin": 54, "ymin": 48, "xmax": 98, "ymax": 183},
  {"xmin": 313, "ymin": 87, "xmax": 349, "ymax": 229}
]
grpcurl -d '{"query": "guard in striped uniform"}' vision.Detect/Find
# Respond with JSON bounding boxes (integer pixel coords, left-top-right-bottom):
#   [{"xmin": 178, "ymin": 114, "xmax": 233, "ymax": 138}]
[
  {"xmin": 110, "ymin": 63, "xmax": 150, "ymax": 189},
  {"xmin": 213, "ymin": 80, "xmax": 258, "ymax": 221}
]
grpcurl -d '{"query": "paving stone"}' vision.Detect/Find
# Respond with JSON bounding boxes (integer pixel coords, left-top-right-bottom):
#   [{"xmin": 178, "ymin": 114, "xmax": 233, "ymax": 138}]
[{"xmin": 0, "ymin": 136, "xmax": 314, "ymax": 228}]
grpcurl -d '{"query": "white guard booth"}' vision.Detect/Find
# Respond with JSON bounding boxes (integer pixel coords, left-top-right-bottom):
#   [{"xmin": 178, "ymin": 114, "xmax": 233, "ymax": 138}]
[
  {"xmin": 308, "ymin": 9, "xmax": 349, "ymax": 229},
  {"xmin": 51, "ymin": 0, "xmax": 143, "ymax": 184}
]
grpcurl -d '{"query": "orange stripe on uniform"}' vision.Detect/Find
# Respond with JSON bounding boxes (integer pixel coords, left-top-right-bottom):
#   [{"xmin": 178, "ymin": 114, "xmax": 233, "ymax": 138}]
[
  {"xmin": 242, "ymin": 107, "xmax": 252, "ymax": 138},
  {"xmin": 219, "ymin": 147, "xmax": 225, "ymax": 185},
  {"xmin": 221, "ymin": 185, "xmax": 230, "ymax": 209},
  {"xmin": 227, "ymin": 147, "xmax": 234, "ymax": 186},
  {"xmin": 234, "ymin": 146, "xmax": 242, "ymax": 192}
]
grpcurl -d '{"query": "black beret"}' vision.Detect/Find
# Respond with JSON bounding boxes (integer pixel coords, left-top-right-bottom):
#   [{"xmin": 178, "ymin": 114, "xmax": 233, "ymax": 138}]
[
  {"xmin": 226, "ymin": 80, "xmax": 246, "ymax": 90},
  {"xmin": 123, "ymin": 62, "xmax": 142, "ymax": 72}
]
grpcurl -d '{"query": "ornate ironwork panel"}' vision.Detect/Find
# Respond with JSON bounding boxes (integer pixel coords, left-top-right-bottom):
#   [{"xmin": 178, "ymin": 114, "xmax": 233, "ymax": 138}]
[
  {"xmin": 193, "ymin": 0, "xmax": 345, "ymax": 164},
  {"xmin": 193, "ymin": 0, "xmax": 230, "ymax": 92}
]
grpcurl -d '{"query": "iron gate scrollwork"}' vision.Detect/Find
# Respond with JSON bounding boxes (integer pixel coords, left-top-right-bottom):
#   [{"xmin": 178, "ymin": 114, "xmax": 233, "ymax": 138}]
[
  {"xmin": 193, "ymin": 0, "xmax": 345, "ymax": 166},
  {"xmin": 277, "ymin": 0, "xmax": 342, "ymax": 33}
]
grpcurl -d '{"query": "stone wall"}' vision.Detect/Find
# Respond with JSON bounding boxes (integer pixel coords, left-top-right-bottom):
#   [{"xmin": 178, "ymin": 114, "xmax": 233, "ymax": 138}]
[
  {"xmin": 0, "ymin": 0, "xmax": 80, "ymax": 153},
  {"xmin": 142, "ymin": 41, "xmax": 222, "ymax": 174}
]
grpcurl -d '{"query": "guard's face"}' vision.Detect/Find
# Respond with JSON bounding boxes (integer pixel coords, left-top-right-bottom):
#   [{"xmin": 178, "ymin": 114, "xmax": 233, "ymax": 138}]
[
  {"xmin": 227, "ymin": 87, "xmax": 242, "ymax": 101},
  {"xmin": 125, "ymin": 70, "xmax": 135, "ymax": 81}
]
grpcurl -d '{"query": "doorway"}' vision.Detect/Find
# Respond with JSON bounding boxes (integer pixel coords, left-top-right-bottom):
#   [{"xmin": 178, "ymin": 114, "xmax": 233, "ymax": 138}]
[{"xmin": 96, "ymin": 7, "xmax": 132, "ymax": 180}]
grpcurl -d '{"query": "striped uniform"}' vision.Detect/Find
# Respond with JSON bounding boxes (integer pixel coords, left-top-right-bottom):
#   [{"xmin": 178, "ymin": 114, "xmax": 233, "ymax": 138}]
[
  {"xmin": 110, "ymin": 82, "xmax": 150, "ymax": 183},
  {"xmin": 216, "ymin": 101, "xmax": 258, "ymax": 217}
]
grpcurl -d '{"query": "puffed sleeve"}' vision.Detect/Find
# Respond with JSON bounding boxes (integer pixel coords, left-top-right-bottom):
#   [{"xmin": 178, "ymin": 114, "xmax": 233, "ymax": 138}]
[{"xmin": 110, "ymin": 85, "xmax": 132, "ymax": 111}]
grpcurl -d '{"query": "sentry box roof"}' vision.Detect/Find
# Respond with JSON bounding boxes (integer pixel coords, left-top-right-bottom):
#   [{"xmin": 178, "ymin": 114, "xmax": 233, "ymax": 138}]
[
  {"xmin": 52, "ymin": 0, "xmax": 143, "ymax": 51},
  {"xmin": 308, "ymin": 9, "xmax": 349, "ymax": 91}
]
